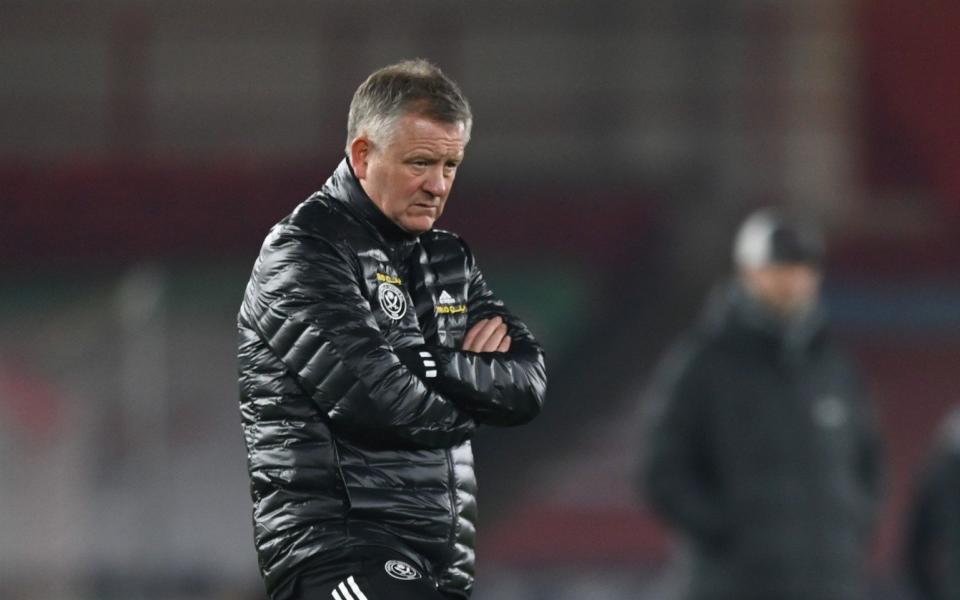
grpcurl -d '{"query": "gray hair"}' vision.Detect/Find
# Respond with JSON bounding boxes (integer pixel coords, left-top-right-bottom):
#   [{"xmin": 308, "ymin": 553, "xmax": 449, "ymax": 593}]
[{"xmin": 345, "ymin": 59, "xmax": 473, "ymax": 153}]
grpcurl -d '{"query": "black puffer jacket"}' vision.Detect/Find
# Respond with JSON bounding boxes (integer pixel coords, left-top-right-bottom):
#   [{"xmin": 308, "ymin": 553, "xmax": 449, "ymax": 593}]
[
  {"xmin": 640, "ymin": 284, "xmax": 883, "ymax": 600},
  {"xmin": 237, "ymin": 159, "xmax": 546, "ymax": 598}
]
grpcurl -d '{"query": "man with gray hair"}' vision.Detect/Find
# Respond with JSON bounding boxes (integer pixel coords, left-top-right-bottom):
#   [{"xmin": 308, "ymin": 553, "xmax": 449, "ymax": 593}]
[
  {"xmin": 639, "ymin": 208, "xmax": 883, "ymax": 600},
  {"xmin": 238, "ymin": 59, "xmax": 546, "ymax": 600}
]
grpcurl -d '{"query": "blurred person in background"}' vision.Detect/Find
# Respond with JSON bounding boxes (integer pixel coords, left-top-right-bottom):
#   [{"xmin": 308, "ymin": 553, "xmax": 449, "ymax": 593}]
[
  {"xmin": 237, "ymin": 59, "xmax": 546, "ymax": 600},
  {"xmin": 639, "ymin": 208, "xmax": 884, "ymax": 600},
  {"xmin": 904, "ymin": 407, "xmax": 960, "ymax": 600}
]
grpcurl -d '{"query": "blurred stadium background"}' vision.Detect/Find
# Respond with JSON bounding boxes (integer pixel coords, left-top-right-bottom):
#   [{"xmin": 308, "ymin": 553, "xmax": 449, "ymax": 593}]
[{"xmin": 2, "ymin": 1, "xmax": 959, "ymax": 598}]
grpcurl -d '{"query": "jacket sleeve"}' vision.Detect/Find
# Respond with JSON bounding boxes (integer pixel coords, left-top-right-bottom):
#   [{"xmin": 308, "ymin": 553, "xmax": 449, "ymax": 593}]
[
  {"xmin": 639, "ymin": 339, "xmax": 729, "ymax": 546},
  {"xmin": 420, "ymin": 246, "xmax": 546, "ymax": 427},
  {"xmin": 244, "ymin": 226, "xmax": 475, "ymax": 449}
]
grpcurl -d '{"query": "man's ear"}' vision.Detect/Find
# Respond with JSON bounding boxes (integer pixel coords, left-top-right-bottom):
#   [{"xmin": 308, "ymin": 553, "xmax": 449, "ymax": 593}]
[{"xmin": 350, "ymin": 137, "xmax": 371, "ymax": 180}]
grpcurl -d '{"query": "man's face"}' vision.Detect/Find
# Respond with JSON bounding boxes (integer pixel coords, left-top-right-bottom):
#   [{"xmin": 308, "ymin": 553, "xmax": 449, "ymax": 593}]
[
  {"xmin": 351, "ymin": 113, "xmax": 467, "ymax": 235},
  {"xmin": 741, "ymin": 264, "xmax": 822, "ymax": 318}
]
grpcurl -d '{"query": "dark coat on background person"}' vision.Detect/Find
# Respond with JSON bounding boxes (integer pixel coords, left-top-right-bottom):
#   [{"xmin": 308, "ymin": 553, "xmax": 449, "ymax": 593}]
[
  {"xmin": 237, "ymin": 159, "xmax": 547, "ymax": 599},
  {"xmin": 905, "ymin": 408, "xmax": 960, "ymax": 600},
  {"xmin": 640, "ymin": 284, "xmax": 883, "ymax": 600}
]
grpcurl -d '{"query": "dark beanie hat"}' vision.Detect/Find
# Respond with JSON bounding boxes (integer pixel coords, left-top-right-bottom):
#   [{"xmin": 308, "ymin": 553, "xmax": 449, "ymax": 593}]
[{"xmin": 733, "ymin": 208, "xmax": 825, "ymax": 268}]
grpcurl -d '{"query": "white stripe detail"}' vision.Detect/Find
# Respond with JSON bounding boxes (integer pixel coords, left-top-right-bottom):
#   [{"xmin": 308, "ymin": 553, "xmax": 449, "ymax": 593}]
[
  {"xmin": 337, "ymin": 581, "xmax": 354, "ymax": 600},
  {"xmin": 423, "ymin": 360, "xmax": 436, "ymax": 367},
  {"xmin": 419, "ymin": 351, "xmax": 432, "ymax": 357},
  {"xmin": 331, "ymin": 589, "xmax": 344, "ymax": 600},
  {"xmin": 347, "ymin": 576, "xmax": 369, "ymax": 600},
  {"xmin": 425, "ymin": 369, "xmax": 437, "ymax": 378}
]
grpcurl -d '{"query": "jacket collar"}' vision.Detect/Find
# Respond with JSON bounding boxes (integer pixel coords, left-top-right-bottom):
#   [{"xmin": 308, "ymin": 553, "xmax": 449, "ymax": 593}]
[
  {"xmin": 703, "ymin": 281, "xmax": 827, "ymax": 359},
  {"xmin": 326, "ymin": 157, "xmax": 421, "ymax": 248}
]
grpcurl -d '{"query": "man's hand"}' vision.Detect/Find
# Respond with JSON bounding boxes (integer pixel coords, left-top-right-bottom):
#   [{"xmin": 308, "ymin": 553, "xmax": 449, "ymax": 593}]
[{"xmin": 463, "ymin": 316, "xmax": 511, "ymax": 353}]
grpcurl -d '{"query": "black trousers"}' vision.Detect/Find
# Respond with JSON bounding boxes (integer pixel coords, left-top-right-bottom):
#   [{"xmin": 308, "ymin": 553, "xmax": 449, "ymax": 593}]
[{"xmin": 274, "ymin": 549, "xmax": 456, "ymax": 600}]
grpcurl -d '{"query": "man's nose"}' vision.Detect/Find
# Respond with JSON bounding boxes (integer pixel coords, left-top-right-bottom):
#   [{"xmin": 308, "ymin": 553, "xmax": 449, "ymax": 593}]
[{"xmin": 421, "ymin": 166, "xmax": 447, "ymax": 197}]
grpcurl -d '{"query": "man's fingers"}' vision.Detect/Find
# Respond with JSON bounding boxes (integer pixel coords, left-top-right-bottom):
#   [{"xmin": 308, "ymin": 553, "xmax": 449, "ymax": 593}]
[
  {"xmin": 463, "ymin": 316, "xmax": 506, "ymax": 352},
  {"xmin": 467, "ymin": 317, "xmax": 502, "ymax": 352},
  {"xmin": 464, "ymin": 317, "xmax": 499, "ymax": 350},
  {"xmin": 496, "ymin": 335, "xmax": 512, "ymax": 353},
  {"xmin": 462, "ymin": 319, "xmax": 483, "ymax": 350},
  {"xmin": 481, "ymin": 322, "xmax": 509, "ymax": 352},
  {"xmin": 463, "ymin": 318, "xmax": 494, "ymax": 351}
]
